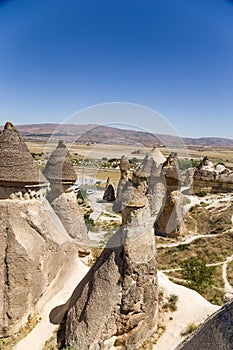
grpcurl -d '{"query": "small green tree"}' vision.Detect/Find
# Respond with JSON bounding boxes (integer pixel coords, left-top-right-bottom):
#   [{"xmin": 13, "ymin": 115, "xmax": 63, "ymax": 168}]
[
  {"xmin": 84, "ymin": 213, "xmax": 95, "ymax": 231},
  {"xmin": 181, "ymin": 255, "xmax": 215, "ymax": 293}
]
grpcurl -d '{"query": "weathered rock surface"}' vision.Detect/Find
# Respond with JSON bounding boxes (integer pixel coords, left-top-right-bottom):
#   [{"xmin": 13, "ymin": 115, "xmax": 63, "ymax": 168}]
[
  {"xmin": 155, "ymin": 153, "xmax": 185, "ymax": 237},
  {"xmin": 47, "ymin": 189, "xmax": 88, "ymax": 245},
  {"xmin": 113, "ymin": 156, "xmax": 131, "ymax": 213},
  {"xmin": 0, "ymin": 197, "xmax": 73, "ymax": 337},
  {"xmin": 64, "ymin": 219, "xmax": 157, "ymax": 349},
  {"xmin": 0, "ymin": 123, "xmax": 76, "ymax": 337},
  {"xmin": 0, "ymin": 122, "xmax": 47, "ymax": 187},
  {"xmin": 103, "ymin": 184, "xmax": 116, "ymax": 202},
  {"xmin": 136, "ymin": 147, "xmax": 165, "ymax": 217},
  {"xmin": 193, "ymin": 156, "xmax": 233, "ymax": 194},
  {"xmin": 44, "ymin": 141, "xmax": 89, "ymax": 249},
  {"xmin": 176, "ymin": 300, "xmax": 233, "ymax": 350},
  {"xmin": 64, "ymin": 163, "xmax": 158, "ymax": 350}
]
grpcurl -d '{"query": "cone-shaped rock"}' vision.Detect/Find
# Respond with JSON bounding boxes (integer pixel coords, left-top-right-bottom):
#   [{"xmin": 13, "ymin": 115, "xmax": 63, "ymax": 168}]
[
  {"xmin": 103, "ymin": 183, "xmax": 116, "ymax": 202},
  {"xmin": 43, "ymin": 140, "xmax": 77, "ymax": 184},
  {"xmin": 0, "ymin": 123, "xmax": 76, "ymax": 337},
  {"xmin": 0, "ymin": 122, "xmax": 47, "ymax": 187}
]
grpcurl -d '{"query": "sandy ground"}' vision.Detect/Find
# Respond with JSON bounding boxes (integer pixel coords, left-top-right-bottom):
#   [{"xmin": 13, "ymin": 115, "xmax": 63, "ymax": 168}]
[
  {"xmin": 13, "ymin": 264, "xmax": 220, "ymax": 350},
  {"xmin": 13, "ymin": 256, "xmax": 89, "ymax": 350},
  {"xmin": 154, "ymin": 272, "xmax": 220, "ymax": 350}
]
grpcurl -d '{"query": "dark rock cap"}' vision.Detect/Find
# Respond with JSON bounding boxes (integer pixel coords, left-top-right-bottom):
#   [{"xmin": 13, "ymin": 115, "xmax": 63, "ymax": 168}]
[
  {"xmin": 0, "ymin": 122, "xmax": 47, "ymax": 187},
  {"xmin": 43, "ymin": 140, "xmax": 77, "ymax": 183}
]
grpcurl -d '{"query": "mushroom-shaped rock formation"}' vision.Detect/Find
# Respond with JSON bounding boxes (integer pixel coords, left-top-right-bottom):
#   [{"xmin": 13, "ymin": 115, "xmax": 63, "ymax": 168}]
[
  {"xmin": 0, "ymin": 123, "xmax": 76, "ymax": 337},
  {"xmin": 61, "ymin": 158, "xmax": 158, "ymax": 350},
  {"xmin": 176, "ymin": 300, "xmax": 233, "ymax": 350},
  {"xmin": 134, "ymin": 147, "xmax": 166, "ymax": 217},
  {"xmin": 155, "ymin": 152, "xmax": 185, "ymax": 237},
  {"xmin": 119, "ymin": 155, "xmax": 131, "ymax": 172},
  {"xmin": 120, "ymin": 167, "xmax": 148, "ymax": 226},
  {"xmin": 113, "ymin": 155, "xmax": 132, "ymax": 212},
  {"xmin": 43, "ymin": 141, "xmax": 89, "ymax": 250}
]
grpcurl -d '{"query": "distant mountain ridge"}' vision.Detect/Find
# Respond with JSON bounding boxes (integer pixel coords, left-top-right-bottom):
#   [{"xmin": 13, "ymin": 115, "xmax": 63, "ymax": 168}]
[{"xmin": 5, "ymin": 123, "xmax": 233, "ymax": 147}]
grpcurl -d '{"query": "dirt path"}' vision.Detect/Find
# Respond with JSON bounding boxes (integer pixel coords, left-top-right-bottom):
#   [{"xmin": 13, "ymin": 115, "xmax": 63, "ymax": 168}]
[
  {"xmin": 13, "ymin": 256, "xmax": 89, "ymax": 350},
  {"xmin": 89, "ymin": 191, "xmax": 103, "ymax": 221},
  {"xmin": 222, "ymin": 256, "xmax": 233, "ymax": 299},
  {"xmin": 157, "ymin": 233, "xmax": 220, "ymax": 249}
]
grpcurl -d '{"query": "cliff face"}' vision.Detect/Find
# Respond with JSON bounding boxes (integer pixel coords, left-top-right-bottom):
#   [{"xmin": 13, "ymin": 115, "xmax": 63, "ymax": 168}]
[
  {"xmin": 193, "ymin": 156, "xmax": 233, "ymax": 194},
  {"xmin": 0, "ymin": 196, "xmax": 74, "ymax": 337},
  {"xmin": 193, "ymin": 172, "xmax": 233, "ymax": 194},
  {"xmin": 176, "ymin": 300, "xmax": 233, "ymax": 350}
]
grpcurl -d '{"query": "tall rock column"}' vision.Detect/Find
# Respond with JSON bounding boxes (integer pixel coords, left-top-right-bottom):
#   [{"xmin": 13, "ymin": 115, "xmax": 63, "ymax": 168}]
[
  {"xmin": 155, "ymin": 153, "xmax": 186, "ymax": 237},
  {"xmin": 0, "ymin": 123, "xmax": 75, "ymax": 337},
  {"xmin": 43, "ymin": 140, "xmax": 89, "ymax": 253},
  {"xmin": 64, "ymin": 165, "xmax": 158, "ymax": 350},
  {"xmin": 113, "ymin": 155, "xmax": 131, "ymax": 213}
]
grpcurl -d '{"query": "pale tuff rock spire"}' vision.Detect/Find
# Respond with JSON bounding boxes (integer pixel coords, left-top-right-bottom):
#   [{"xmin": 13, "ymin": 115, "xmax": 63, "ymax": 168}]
[
  {"xmin": 0, "ymin": 123, "xmax": 76, "ymax": 337},
  {"xmin": 43, "ymin": 140, "xmax": 89, "ymax": 250},
  {"xmin": 43, "ymin": 140, "xmax": 77, "ymax": 184},
  {"xmin": 0, "ymin": 122, "xmax": 47, "ymax": 187}
]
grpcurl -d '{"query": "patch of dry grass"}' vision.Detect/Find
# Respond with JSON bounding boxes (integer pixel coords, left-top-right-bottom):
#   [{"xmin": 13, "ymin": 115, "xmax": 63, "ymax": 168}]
[
  {"xmin": 0, "ymin": 315, "xmax": 38, "ymax": 350},
  {"xmin": 185, "ymin": 203, "xmax": 233, "ymax": 235},
  {"xmin": 166, "ymin": 265, "xmax": 225, "ymax": 305},
  {"xmin": 42, "ymin": 333, "xmax": 58, "ymax": 350},
  {"xmin": 227, "ymin": 261, "xmax": 233, "ymax": 287},
  {"xmin": 158, "ymin": 231, "xmax": 233, "ymax": 271}
]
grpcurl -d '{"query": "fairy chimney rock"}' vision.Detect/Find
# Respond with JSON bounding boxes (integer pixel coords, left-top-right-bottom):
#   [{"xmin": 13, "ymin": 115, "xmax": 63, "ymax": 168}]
[
  {"xmin": 64, "ymin": 167, "xmax": 158, "ymax": 350},
  {"xmin": 0, "ymin": 123, "xmax": 75, "ymax": 337},
  {"xmin": 43, "ymin": 141, "xmax": 89, "ymax": 248},
  {"xmin": 0, "ymin": 122, "xmax": 47, "ymax": 198},
  {"xmin": 113, "ymin": 156, "xmax": 132, "ymax": 213},
  {"xmin": 43, "ymin": 140, "xmax": 77, "ymax": 187},
  {"xmin": 155, "ymin": 153, "xmax": 185, "ymax": 237},
  {"xmin": 120, "ymin": 155, "xmax": 131, "ymax": 173}
]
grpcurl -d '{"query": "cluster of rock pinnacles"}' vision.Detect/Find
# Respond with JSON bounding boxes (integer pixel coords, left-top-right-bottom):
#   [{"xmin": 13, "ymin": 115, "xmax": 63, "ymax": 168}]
[
  {"xmin": 0, "ymin": 122, "xmax": 89, "ymax": 338},
  {"xmin": 1, "ymin": 122, "xmax": 232, "ymax": 349}
]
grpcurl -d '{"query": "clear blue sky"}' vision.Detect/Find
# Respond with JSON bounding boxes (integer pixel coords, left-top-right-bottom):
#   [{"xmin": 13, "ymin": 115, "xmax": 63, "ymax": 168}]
[{"xmin": 0, "ymin": 0, "xmax": 233, "ymax": 138}]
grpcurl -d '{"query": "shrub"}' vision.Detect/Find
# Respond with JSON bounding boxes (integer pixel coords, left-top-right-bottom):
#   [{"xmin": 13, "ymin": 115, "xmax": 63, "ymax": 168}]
[
  {"xmin": 84, "ymin": 213, "xmax": 95, "ymax": 231},
  {"xmin": 181, "ymin": 255, "xmax": 215, "ymax": 293},
  {"xmin": 181, "ymin": 322, "xmax": 199, "ymax": 336},
  {"xmin": 162, "ymin": 294, "xmax": 179, "ymax": 312},
  {"xmin": 196, "ymin": 191, "xmax": 207, "ymax": 197},
  {"xmin": 76, "ymin": 189, "xmax": 87, "ymax": 202}
]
